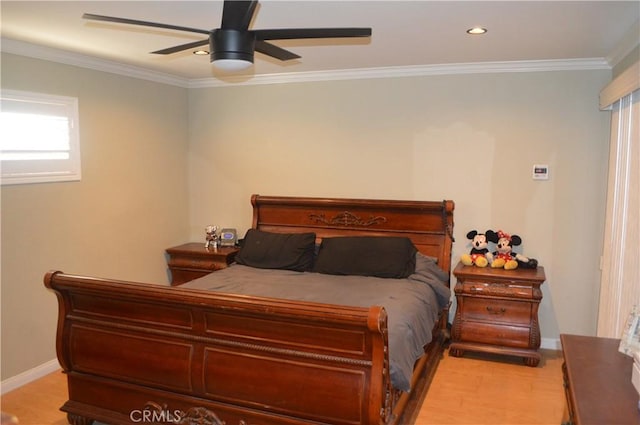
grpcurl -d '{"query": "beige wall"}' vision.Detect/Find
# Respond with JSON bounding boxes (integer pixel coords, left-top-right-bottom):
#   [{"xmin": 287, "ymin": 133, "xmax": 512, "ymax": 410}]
[
  {"xmin": 188, "ymin": 70, "xmax": 611, "ymax": 344},
  {"xmin": 1, "ymin": 51, "xmax": 612, "ymax": 380},
  {"xmin": 614, "ymin": 45, "xmax": 640, "ymax": 78},
  {"xmin": 1, "ymin": 54, "xmax": 190, "ymax": 379}
]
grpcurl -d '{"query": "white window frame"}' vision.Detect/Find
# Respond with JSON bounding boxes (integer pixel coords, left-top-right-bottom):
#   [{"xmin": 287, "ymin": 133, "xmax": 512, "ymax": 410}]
[{"xmin": 1, "ymin": 89, "xmax": 81, "ymax": 185}]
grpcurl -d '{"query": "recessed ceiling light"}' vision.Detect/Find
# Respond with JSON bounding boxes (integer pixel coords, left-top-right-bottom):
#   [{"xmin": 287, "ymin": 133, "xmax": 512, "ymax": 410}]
[
  {"xmin": 193, "ymin": 50, "xmax": 209, "ymax": 55},
  {"xmin": 466, "ymin": 27, "xmax": 487, "ymax": 35}
]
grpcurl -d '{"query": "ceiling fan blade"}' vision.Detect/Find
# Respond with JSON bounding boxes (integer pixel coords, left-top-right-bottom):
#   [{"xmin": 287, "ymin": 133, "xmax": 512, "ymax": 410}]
[
  {"xmin": 82, "ymin": 13, "xmax": 210, "ymax": 35},
  {"xmin": 254, "ymin": 28, "xmax": 371, "ymax": 41},
  {"xmin": 221, "ymin": 0, "xmax": 258, "ymax": 30},
  {"xmin": 152, "ymin": 39, "xmax": 210, "ymax": 55},
  {"xmin": 255, "ymin": 40, "xmax": 300, "ymax": 61}
]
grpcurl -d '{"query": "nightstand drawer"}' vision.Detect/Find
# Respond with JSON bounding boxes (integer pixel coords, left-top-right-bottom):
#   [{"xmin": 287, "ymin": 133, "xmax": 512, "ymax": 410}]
[
  {"xmin": 168, "ymin": 257, "xmax": 223, "ymax": 270},
  {"xmin": 460, "ymin": 281, "xmax": 533, "ymax": 298},
  {"xmin": 169, "ymin": 269, "xmax": 212, "ymax": 284},
  {"xmin": 462, "ymin": 297, "xmax": 532, "ymax": 326},
  {"xmin": 458, "ymin": 321, "xmax": 531, "ymax": 348}
]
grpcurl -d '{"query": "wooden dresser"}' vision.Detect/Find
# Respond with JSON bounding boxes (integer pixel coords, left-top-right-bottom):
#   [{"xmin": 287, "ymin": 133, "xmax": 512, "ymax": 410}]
[
  {"xmin": 166, "ymin": 242, "xmax": 239, "ymax": 285},
  {"xmin": 561, "ymin": 334, "xmax": 639, "ymax": 425},
  {"xmin": 450, "ymin": 261, "xmax": 546, "ymax": 366}
]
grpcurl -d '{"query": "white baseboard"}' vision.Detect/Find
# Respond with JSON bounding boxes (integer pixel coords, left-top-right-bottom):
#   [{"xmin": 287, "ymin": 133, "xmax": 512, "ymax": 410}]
[
  {"xmin": 1, "ymin": 358, "xmax": 61, "ymax": 395},
  {"xmin": 541, "ymin": 337, "xmax": 561, "ymax": 351}
]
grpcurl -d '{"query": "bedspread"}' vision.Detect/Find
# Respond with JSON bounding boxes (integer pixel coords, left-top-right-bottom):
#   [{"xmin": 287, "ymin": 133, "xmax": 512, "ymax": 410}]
[{"xmin": 184, "ymin": 256, "xmax": 450, "ymax": 392}]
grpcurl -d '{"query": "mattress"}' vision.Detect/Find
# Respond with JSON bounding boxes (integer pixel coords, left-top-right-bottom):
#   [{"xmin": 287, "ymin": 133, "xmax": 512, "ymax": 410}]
[{"xmin": 184, "ymin": 254, "xmax": 451, "ymax": 392}]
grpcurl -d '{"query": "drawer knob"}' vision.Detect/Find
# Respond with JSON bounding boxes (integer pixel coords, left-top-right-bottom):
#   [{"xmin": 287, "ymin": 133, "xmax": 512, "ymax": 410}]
[{"xmin": 486, "ymin": 306, "xmax": 506, "ymax": 315}]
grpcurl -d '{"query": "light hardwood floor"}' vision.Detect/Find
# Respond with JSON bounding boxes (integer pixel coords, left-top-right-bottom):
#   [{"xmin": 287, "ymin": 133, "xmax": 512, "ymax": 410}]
[
  {"xmin": 416, "ymin": 349, "xmax": 566, "ymax": 424},
  {"xmin": 1, "ymin": 349, "xmax": 566, "ymax": 425}
]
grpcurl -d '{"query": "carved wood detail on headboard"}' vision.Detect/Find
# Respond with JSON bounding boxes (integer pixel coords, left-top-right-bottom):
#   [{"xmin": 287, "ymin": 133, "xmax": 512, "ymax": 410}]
[{"xmin": 309, "ymin": 211, "xmax": 387, "ymax": 227}]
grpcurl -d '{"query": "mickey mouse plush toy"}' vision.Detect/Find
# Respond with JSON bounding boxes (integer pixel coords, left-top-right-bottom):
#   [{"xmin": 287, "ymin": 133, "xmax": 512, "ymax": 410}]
[
  {"xmin": 489, "ymin": 230, "xmax": 538, "ymax": 270},
  {"xmin": 461, "ymin": 230, "xmax": 496, "ymax": 267}
]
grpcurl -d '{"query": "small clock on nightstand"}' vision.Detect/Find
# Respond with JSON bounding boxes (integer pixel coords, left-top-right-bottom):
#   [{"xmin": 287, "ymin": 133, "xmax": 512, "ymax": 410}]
[{"xmin": 165, "ymin": 242, "xmax": 239, "ymax": 286}]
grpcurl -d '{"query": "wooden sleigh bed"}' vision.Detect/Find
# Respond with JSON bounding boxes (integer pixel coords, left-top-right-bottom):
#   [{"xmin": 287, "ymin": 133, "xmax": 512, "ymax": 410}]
[{"xmin": 45, "ymin": 195, "xmax": 455, "ymax": 425}]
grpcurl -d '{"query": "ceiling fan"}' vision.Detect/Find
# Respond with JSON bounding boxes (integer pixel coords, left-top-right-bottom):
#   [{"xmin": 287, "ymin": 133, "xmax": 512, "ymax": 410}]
[{"xmin": 83, "ymin": 0, "xmax": 372, "ymax": 72}]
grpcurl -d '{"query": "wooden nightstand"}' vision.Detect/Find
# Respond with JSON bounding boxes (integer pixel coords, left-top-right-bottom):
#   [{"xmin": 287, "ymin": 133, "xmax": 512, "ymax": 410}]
[
  {"xmin": 166, "ymin": 242, "xmax": 239, "ymax": 286},
  {"xmin": 450, "ymin": 261, "xmax": 546, "ymax": 366}
]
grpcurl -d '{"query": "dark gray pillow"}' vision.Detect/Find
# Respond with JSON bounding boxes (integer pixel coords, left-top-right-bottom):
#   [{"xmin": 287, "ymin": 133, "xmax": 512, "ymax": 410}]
[
  {"xmin": 235, "ymin": 229, "xmax": 316, "ymax": 272},
  {"xmin": 313, "ymin": 236, "xmax": 417, "ymax": 278}
]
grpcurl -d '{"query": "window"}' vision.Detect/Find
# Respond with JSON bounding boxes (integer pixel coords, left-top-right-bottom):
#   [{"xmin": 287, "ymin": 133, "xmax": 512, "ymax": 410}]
[
  {"xmin": 1, "ymin": 90, "xmax": 81, "ymax": 185},
  {"xmin": 597, "ymin": 60, "xmax": 640, "ymax": 338}
]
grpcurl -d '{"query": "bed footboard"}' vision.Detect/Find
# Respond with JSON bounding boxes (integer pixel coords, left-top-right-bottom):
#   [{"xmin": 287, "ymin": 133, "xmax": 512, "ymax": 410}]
[{"xmin": 45, "ymin": 271, "xmax": 394, "ymax": 425}]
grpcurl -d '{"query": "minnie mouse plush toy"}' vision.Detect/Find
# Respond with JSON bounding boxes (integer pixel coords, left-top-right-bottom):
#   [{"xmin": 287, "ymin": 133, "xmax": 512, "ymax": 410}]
[{"xmin": 489, "ymin": 230, "xmax": 538, "ymax": 270}]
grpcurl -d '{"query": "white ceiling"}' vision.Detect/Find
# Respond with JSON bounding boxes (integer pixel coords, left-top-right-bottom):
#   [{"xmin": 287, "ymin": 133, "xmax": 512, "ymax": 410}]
[{"xmin": 1, "ymin": 1, "xmax": 639, "ymax": 83}]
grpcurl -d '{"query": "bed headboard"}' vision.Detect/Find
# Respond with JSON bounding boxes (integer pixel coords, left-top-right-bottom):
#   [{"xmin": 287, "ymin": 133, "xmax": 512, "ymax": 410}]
[{"xmin": 250, "ymin": 195, "xmax": 455, "ymax": 276}]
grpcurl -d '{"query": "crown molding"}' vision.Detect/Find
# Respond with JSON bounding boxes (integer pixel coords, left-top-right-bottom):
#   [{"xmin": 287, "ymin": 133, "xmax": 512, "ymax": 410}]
[
  {"xmin": 189, "ymin": 58, "xmax": 610, "ymax": 88},
  {"xmin": 1, "ymin": 38, "xmax": 190, "ymax": 88},
  {"xmin": 2, "ymin": 37, "xmax": 610, "ymax": 89}
]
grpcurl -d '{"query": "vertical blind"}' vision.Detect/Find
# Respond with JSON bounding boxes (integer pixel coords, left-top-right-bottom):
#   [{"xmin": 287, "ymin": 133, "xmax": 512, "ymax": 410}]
[{"xmin": 597, "ymin": 60, "xmax": 639, "ymax": 338}]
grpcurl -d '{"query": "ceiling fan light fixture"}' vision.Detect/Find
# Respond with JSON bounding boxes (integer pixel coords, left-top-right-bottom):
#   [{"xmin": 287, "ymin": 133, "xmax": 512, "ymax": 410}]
[
  {"xmin": 193, "ymin": 50, "xmax": 209, "ymax": 55},
  {"xmin": 211, "ymin": 58, "xmax": 253, "ymax": 71},
  {"xmin": 210, "ymin": 29, "xmax": 255, "ymax": 72}
]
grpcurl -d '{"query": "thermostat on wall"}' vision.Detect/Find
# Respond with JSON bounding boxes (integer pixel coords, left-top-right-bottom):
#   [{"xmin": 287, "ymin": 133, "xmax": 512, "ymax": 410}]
[{"xmin": 532, "ymin": 164, "xmax": 549, "ymax": 180}]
